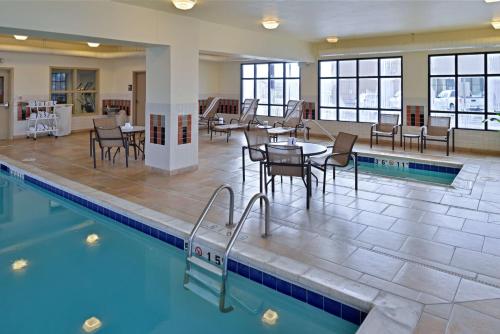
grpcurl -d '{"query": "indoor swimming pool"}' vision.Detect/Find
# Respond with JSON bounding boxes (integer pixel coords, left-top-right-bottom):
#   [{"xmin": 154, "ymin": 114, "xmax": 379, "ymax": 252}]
[{"xmin": 0, "ymin": 169, "xmax": 360, "ymax": 334}]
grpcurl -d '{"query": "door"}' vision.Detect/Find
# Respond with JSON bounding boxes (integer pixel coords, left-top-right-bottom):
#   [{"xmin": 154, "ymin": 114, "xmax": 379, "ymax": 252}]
[
  {"xmin": 134, "ymin": 72, "xmax": 146, "ymax": 126},
  {"xmin": 0, "ymin": 69, "xmax": 11, "ymax": 140}
]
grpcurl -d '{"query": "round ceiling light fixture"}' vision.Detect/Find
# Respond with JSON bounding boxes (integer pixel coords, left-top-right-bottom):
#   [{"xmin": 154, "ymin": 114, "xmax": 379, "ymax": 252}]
[
  {"xmin": 326, "ymin": 36, "xmax": 339, "ymax": 43},
  {"xmin": 87, "ymin": 42, "xmax": 100, "ymax": 48},
  {"xmin": 262, "ymin": 19, "xmax": 280, "ymax": 30},
  {"xmin": 172, "ymin": 0, "xmax": 197, "ymax": 10},
  {"xmin": 14, "ymin": 35, "xmax": 28, "ymax": 41}
]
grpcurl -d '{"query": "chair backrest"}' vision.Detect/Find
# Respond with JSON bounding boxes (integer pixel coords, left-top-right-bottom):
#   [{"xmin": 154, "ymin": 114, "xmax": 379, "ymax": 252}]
[
  {"xmin": 265, "ymin": 144, "xmax": 305, "ymax": 177},
  {"xmin": 115, "ymin": 110, "xmax": 128, "ymax": 126},
  {"xmin": 201, "ymin": 97, "xmax": 222, "ymax": 118},
  {"xmin": 239, "ymin": 99, "xmax": 260, "ymax": 123},
  {"xmin": 283, "ymin": 100, "xmax": 304, "ymax": 127},
  {"xmin": 332, "ymin": 132, "xmax": 358, "ymax": 167},
  {"xmin": 244, "ymin": 127, "xmax": 269, "ymax": 161},
  {"xmin": 377, "ymin": 114, "xmax": 400, "ymax": 133},
  {"xmin": 93, "ymin": 119, "xmax": 125, "ymax": 148},
  {"xmin": 427, "ymin": 116, "xmax": 451, "ymax": 136}
]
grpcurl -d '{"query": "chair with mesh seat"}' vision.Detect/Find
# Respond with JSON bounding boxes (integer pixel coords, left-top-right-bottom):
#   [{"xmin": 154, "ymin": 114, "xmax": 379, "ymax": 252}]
[
  {"xmin": 92, "ymin": 118, "xmax": 129, "ymax": 168},
  {"xmin": 199, "ymin": 97, "xmax": 222, "ymax": 133},
  {"xmin": 420, "ymin": 116, "xmax": 452, "ymax": 156},
  {"xmin": 270, "ymin": 100, "xmax": 306, "ymax": 140},
  {"xmin": 311, "ymin": 132, "xmax": 358, "ymax": 193},
  {"xmin": 265, "ymin": 144, "xmax": 312, "ymax": 209},
  {"xmin": 210, "ymin": 99, "xmax": 259, "ymax": 142},
  {"xmin": 243, "ymin": 127, "xmax": 270, "ymax": 196},
  {"xmin": 370, "ymin": 114, "xmax": 401, "ymax": 150}
]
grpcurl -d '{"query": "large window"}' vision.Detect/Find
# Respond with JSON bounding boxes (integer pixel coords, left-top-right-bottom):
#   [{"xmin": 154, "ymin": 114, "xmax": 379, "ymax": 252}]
[
  {"xmin": 50, "ymin": 67, "xmax": 98, "ymax": 115},
  {"xmin": 318, "ymin": 57, "xmax": 402, "ymax": 123},
  {"xmin": 429, "ymin": 53, "xmax": 500, "ymax": 131},
  {"xmin": 241, "ymin": 62, "xmax": 300, "ymax": 117}
]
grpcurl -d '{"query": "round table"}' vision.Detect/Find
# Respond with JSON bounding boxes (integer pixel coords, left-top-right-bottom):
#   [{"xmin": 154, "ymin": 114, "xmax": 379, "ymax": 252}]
[
  {"xmin": 403, "ymin": 133, "xmax": 420, "ymax": 151},
  {"xmin": 259, "ymin": 141, "xmax": 328, "ymax": 156}
]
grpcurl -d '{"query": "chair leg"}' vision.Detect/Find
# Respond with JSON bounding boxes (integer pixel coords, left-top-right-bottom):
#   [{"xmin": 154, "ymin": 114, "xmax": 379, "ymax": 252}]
[
  {"xmin": 332, "ymin": 165, "xmax": 336, "ymax": 180},
  {"xmin": 446, "ymin": 137, "xmax": 449, "ymax": 156},
  {"xmin": 242, "ymin": 146, "xmax": 246, "ymax": 182},
  {"xmin": 271, "ymin": 176, "xmax": 275, "ymax": 193},
  {"xmin": 322, "ymin": 164, "xmax": 327, "ymax": 194},
  {"xmin": 125, "ymin": 144, "xmax": 129, "ymax": 168},
  {"xmin": 354, "ymin": 154, "xmax": 358, "ymax": 191},
  {"xmin": 92, "ymin": 138, "xmax": 97, "ymax": 168},
  {"xmin": 101, "ymin": 147, "xmax": 104, "ymax": 160},
  {"xmin": 392, "ymin": 135, "xmax": 395, "ymax": 151},
  {"xmin": 108, "ymin": 148, "xmax": 111, "ymax": 161},
  {"xmin": 370, "ymin": 132, "xmax": 373, "ymax": 148},
  {"xmin": 420, "ymin": 136, "xmax": 424, "ymax": 153}
]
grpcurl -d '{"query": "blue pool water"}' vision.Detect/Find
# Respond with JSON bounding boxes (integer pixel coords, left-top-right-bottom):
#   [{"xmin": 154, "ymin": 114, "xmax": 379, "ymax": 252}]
[
  {"xmin": 0, "ymin": 171, "xmax": 358, "ymax": 334},
  {"xmin": 349, "ymin": 156, "xmax": 460, "ymax": 185}
]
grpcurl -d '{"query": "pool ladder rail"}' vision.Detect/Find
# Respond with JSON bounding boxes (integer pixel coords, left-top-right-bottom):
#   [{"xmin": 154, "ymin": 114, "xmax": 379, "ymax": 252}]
[{"xmin": 183, "ymin": 184, "xmax": 270, "ymax": 313}]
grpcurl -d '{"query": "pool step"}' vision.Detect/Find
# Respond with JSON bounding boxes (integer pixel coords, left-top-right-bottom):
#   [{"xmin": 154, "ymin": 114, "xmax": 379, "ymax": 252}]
[{"xmin": 184, "ymin": 255, "xmax": 233, "ymax": 313}]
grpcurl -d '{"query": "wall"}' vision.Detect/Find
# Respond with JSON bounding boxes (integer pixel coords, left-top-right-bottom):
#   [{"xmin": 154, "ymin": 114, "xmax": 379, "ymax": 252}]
[
  {"xmin": 199, "ymin": 60, "xmax": 220, "ymax": 99},
  {"xmin": 0, "ymin": 51, "xmax": 145, "ymax": 136}
]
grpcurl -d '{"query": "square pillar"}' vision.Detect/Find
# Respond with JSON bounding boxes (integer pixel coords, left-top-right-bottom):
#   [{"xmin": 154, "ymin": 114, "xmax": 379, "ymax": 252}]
[{"xmin": 145, "ymin": 44, "xmax": 199, "ymax": 173}]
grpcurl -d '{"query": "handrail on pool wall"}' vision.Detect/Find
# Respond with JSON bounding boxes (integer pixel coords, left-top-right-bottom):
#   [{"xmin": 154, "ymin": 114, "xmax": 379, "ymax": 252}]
[{"xmin": 187, "ymin": 184, "xmax": 234, "ymax": 258}]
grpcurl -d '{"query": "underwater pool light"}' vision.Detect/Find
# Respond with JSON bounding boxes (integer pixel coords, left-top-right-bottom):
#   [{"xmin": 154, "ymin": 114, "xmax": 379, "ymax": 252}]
[
  {"xmin": 86, "ymin": 233, "xmax": 100, "ymax": 245},
  {"xmin": 262, "ymin": 309, "xmax": 279, "ymax": 325},
  {"xmin": 12, "ymin": 259, "xmax": 28, "ymax": 271},
  {"xmin": 82, "ymin": 316, "xmax": 102, "ymax": 332}
]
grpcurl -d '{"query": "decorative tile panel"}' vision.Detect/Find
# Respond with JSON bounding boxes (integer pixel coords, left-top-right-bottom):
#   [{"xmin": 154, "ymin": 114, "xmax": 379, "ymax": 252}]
[
  {"xmin": 17, "ymin": 102, "xmax": 31, "ymax": 121},
  {"xmin": 198, "ymin": 98, "xmax": 239, "ymax": 115},
  {"xmin": 302, "ymin": 101, "xmax": 316, "ymax": 120},
  {"xmin": 177, "ymin": 114, "xmax": 192, "ymax": 145},
  {"xmin": 406, "ymin": 105, "xmax": 424, "ymax": 126},
  {"xmin": 150, "ymin": 114, "xmax": 165, "ymax": 145},
  {"xmin": 102, "ymin": 99, "xmax": 131, "ymax": 116}
]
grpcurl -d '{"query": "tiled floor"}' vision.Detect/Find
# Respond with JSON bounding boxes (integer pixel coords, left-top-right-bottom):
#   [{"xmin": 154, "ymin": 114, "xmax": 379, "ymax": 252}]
[{"xmin": 1, "ymin": 130, "xmax": 500, "ymax": 333}]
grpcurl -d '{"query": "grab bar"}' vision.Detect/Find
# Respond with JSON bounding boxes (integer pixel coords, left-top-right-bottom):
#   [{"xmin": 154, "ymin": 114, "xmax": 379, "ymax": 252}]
[{"xmin": 187, "ymin": 184, "xmax": 234, "ymax": 257}]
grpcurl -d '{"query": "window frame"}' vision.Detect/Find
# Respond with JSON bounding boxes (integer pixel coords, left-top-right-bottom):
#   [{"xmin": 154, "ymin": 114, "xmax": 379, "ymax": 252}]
[
  {"xmin": 240, "ymin": 62, "xmax": 301, "ymax": 117},
  {"xmin": 318, "ymin": 56, "xmax": 403, "ymax": 123},
  {"xmin": 428, "ymin": 52, "xmax": 499, "ymax": 131}
]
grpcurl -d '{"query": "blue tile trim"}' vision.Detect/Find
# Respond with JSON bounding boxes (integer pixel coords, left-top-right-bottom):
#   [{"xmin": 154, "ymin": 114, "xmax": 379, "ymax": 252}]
[
  {"xmin": 0, "ymin": 164, "xmax": 10, "ymax": 173},
  {"xmin": 12, "ymin": 167, "xmax": 367, "ymax": 326},
  {"xmin": 358, "ymin": 155, "xmax": 460, "ymax": 175}
]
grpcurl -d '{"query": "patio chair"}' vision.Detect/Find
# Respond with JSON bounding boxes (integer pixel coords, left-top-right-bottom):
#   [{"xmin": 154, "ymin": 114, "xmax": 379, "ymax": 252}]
[
  {"xmin": 370, "ymin": 114, "xmax": 400, "ymax": 150},
  {"xmin": 199, "ymin": 97, "xmax": 222, "ymax": 133},
  {"xmin": 271, "ymin": 100, "xmax": 306, "ymax": 140},
  {"xmin": 210, "ymin": 99, "xmax": 259, "ymax": 142},
  {"xmin": 420, "ymin": 115, "xmax": 452, "ymax": 156},
  {"xmin": 311, "ymin": 132, "xmax": 358, "ymax": 193},
  {"xmin": 243, "ymin": 127, "xmax": 270, "ymax": 197},
  {"xmin": 92, "ymin": 118, "xmax": 129, "ymax": 168}
]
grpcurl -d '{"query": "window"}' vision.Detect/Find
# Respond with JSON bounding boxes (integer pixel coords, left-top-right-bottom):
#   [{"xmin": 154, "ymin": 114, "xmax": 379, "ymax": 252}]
[
  {"xmin": 429, "ymin": 53, "xmax": 499, "ymax": 130},
  {"xmin": 318, "ymin": 57, "xmax": 402, "ymax": 123},
  {"xmin": 50, "ymin": 68, "xmax": 98, "ymax": 115},
  {"xmin": 241, "ymin": 62, "xmax": 300, "ymax": 117}
]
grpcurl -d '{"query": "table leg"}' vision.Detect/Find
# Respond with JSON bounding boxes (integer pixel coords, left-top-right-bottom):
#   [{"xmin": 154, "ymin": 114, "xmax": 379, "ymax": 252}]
[{"xmin": 89, "ymin": 130, "xmax": 93, "ymax": 157}]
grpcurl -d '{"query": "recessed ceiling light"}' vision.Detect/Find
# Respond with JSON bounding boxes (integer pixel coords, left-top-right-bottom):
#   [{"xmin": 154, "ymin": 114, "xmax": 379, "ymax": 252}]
[
  {"xmin": 87, "ymin": 42, "xmax": 100, "ymax": 48},
  {"xmin": 14, "ymin": 35, "xmax": 28, "ymax": 41},
  {"xmin": 172, "ymin": 0, "xmax": 196, "ymax": 10},
  {"xmin": 326, "ymin": 37, "xmax": 339, "ymax": 43},
  {"xmin": 492, "ymin": 21, "xmax": 500, "ymax": 29},
  {"xmin": 262, "ymin": 19, "xmax": 280, "ymax": 30}
]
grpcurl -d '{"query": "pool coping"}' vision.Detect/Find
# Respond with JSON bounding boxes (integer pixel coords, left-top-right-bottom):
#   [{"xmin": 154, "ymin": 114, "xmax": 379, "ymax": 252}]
[{"xmin": 0, "ymin": 154, "xmax": 423, "ymax": 333}]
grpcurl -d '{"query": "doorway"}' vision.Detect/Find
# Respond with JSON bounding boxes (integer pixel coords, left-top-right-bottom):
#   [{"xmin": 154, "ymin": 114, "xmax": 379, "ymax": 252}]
[
  {"xmin": 0, "ymin": 68, "xmax": 12, "ymax": 140},
  {"xmin": 133, "ymin": 71, "xmax": 146, "ymax": 126}
]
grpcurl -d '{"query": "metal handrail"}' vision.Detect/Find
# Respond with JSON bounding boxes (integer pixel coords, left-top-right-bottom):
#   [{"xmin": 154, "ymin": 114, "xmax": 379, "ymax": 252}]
[
  {"xmin": 222, "ymin": 193, "xmax": 270, "ymax": 280},
  {"xmin": 187, "ymin": 184, "xmax": 234, "ymax": 258}
]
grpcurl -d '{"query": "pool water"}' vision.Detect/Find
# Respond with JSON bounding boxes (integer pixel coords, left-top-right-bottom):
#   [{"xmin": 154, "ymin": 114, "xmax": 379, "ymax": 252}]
[
  {"xmin": 0, "ymin": 172, "xmax": 358, "ymax": 334},
  {"xmin": 347, "ymin": 156, "xmax": 460, "ymax": 185}
]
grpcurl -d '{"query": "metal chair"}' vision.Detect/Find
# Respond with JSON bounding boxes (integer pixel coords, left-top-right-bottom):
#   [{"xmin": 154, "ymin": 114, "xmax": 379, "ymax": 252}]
[
  {"xmin": 265, "ymin": 144, "xmax": 312, "ymax": 209},
  {"xmin": 272, "ymin": 100, "xmax": 307, "ymax": 140},
  {"xmin": 211, "ymin": 99, "xmax": 259, "ymax": 142},
  {"xmin": 370, "ymin": 114, "xmax": 401, "ymax": 150},
  {"xmin": 243, "ymin": 128, "xmax": 270, "ymax": 197},
  {"xmin": 199, "ymin": 97, "xmax": 222, "ymax": 133},
  {"xmin": 311, "ymin": 132, "xmax": 358, "ymax": 193},
  {"xmin": 420, "ymin": 116, "xmax": 452, "ymax": 156},
  {"xmin": 92, "ymin": 118, "xmax": 129, "ymax": 168}
]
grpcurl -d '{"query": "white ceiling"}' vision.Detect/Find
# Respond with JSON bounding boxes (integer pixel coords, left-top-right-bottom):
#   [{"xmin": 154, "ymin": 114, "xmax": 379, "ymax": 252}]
[{"xmin": 116, "ymin": 0, "xmax": 500, "ymax": 42}]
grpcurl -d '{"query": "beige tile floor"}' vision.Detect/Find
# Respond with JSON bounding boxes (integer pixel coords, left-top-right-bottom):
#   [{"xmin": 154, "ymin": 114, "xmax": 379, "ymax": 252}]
[{"xmin": 1, "ymin": 130, "xmax": 500, "ymax": 333}]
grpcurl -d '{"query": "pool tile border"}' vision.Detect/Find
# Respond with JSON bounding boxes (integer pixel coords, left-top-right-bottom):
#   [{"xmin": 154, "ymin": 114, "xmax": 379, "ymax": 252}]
[
  {"xmin": 356, "ymin": 155, "xmax": 461, "ymax": 175},
  {"xmin": 1, "ymin": 162, "xmax": 367, "ymax": 326}
]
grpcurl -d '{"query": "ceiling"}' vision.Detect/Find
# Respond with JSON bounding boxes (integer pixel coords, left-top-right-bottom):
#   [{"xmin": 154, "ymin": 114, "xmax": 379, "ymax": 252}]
[{"xmin": 116, "ymin": 0, "xmax": 500, "ymax": 42}]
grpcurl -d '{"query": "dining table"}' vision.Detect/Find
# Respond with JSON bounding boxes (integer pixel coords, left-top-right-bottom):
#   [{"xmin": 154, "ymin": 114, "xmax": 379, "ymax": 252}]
[
  {"xmin": 258, "ymin": 141, "xmax": 328, "ymax": 209},
  {"xmin": 89, "ymin": 125, "xmax": 146, "ymax": 160}
]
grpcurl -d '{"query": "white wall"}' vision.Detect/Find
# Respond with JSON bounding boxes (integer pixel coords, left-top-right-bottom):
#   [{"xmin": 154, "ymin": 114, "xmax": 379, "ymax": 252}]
[
  {"xmin": 0, "ymin": 51, "xmax": 145, "ymax": 136},
  {"xmin": 199, "ymin": 60, "xmax": 220, "ymax": 99}
]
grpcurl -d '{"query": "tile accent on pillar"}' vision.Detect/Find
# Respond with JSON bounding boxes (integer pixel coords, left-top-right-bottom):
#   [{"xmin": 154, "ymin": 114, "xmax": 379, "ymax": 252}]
[
  {"xmin": 406, "ymin": 105, "xmax": 424, "ymax": 126},
  {"xmin": 177, "ymin": 114, "xmax": 192, "ymax": 145},
  {"xmin": 150, "ymin": 114, "xmax": 165, "ymax": 145}
]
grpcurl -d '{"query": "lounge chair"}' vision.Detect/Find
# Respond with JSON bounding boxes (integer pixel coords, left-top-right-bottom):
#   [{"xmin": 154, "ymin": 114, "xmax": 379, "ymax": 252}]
[
  {"xmin": 370, "ymin": 114, "xmax": 401, "ymax": 150},
  {"xmin": 269, "ymin": 100, "xmax": 306, "ymax": 141},
  {"xmin": 311, "ymin": 132, "xmax": 358, "ymax": 193},
  {"xmin": 199, "ymin": 97, "xmax": 222, "ymax": 133},
  {"xmin": 265, "ymin": 144, "xmax": 312, "ymax": 209},
  {"xmin": 92, "ymin": 118, "xmax": 129, "ymax": 168},
  {"xmin": 210, "ymin": 99, "xmax": 259, "ymax": 142},
  {"xmin": 420, "ymin": 115, "xmax": 452, "ymax": 156}
]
